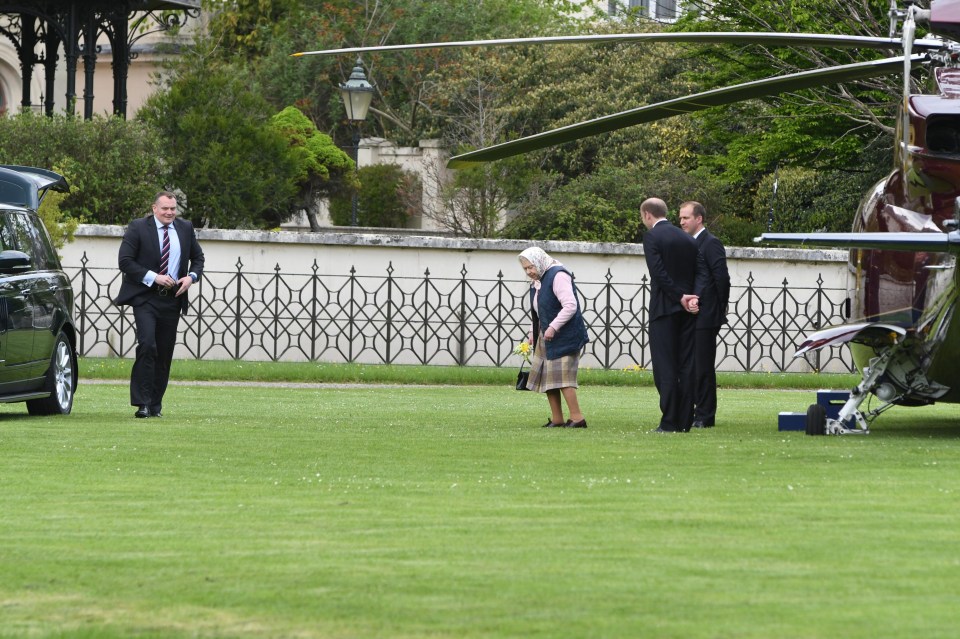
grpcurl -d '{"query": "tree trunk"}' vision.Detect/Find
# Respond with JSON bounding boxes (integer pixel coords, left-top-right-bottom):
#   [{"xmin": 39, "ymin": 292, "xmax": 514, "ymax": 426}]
[{"xmin": 305, "ymin": 204, "xmax": 321, "ymax": 232}]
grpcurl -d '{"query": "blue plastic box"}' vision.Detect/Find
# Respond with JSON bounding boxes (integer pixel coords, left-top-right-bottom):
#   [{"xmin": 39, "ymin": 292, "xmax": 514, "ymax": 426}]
[
  {"xmin": 777, "ymin": 412, "xmax": 806, "ymax": 431},
  {"xmin": 817, "ymin": 389, "xmax": 850, "ymax": 419}
]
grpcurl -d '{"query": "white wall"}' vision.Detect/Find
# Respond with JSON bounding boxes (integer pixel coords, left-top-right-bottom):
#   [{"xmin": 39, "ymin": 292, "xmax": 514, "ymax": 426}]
[{"xmin": 63, "ymin": 225, "xmax": 847, "ymax": 287}]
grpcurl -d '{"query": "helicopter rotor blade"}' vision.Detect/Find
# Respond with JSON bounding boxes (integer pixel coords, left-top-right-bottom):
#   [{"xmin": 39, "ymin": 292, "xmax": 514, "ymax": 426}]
[
  {"xmin": 448, "ymin": 54, "xmax": 926, "ymax": 168},
  {"xmin": 758, "ymin": 231, "xmax": 960, "ymax": 253},
  {"xmin": 292, "ymin": 32, "xmax": 943, "ymax": 58}
]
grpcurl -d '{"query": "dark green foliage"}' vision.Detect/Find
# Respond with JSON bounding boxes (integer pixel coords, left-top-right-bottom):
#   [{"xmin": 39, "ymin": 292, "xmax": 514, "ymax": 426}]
[
  {"xmin": 502, "ymin": 166, "xmax": 644, "ymax": 242},
  {"xmin": 0, "ymin": 112, "xmax": 166, "ymax": 225},
  {"xmin": 329, "ymin": 164, "xmax": 419, "ymax": 228},
  {"xmin": 676, "ymin": 0, "xmax": 898, "ymax": 181},
  {"xmin": 504, "ymin": 19, "xmax": 704, "ymax": 181},
  {"xmin": 138, "ymin": 56, "xmax": 300, "ymax": 229},
  {"xmin": 204, "ymin": 0, "xmax": 580, "ymax": 146},
  {"xmin": 712, "ymin": 216, "xmax": 765, "ymax": 248},
  {"xmin": 754, "ymin": 157, "xmax": 890, "ymax": 234},
  {"xmin": 503, "ymin": 164, "xmax": 728, "ymax": 243}
]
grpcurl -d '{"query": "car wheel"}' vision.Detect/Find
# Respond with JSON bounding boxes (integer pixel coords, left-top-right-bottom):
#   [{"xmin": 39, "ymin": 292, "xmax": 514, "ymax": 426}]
[
  {"xmin": 805, "ymin": 403, "xmax": 826, "ymax": 436},
  {"xmin": 27, "ymin": 332, "xmax": 76, "ymax": 415}
]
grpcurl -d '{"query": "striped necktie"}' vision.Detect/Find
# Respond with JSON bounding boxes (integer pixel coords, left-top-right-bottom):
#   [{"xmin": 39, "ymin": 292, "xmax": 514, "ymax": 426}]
[{"xmin": 159, "ymin": 225, "xmax": 170, "ymax": 275}]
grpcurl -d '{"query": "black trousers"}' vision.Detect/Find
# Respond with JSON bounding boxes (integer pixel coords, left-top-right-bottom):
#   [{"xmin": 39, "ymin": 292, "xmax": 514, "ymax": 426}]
[
  {"xmin": 130, "ymin": 294, "xmax": 181, "ymax": 409},
  {"xmin": 649, "ymin": 311, "xmax": 696, "ymax": 430},
  {"xmin": 694, "ymin": 325, "xmax": 721, "ymax": 424}
]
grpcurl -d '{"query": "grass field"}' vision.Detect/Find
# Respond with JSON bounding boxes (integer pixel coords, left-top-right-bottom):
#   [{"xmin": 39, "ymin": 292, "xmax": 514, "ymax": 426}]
[
  {"xmin": 79, "ymin": 356, "xmax": 861, "ymax": 389},
  {"xmin": 1, "ymin": 363, "xmax": 958, "ymax": 638}
]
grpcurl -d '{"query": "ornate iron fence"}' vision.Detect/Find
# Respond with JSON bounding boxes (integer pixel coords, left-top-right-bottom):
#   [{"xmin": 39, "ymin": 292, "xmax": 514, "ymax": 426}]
[{"xmin": 66, "ymin": 253, "xmax": 855, "ymax": 372}]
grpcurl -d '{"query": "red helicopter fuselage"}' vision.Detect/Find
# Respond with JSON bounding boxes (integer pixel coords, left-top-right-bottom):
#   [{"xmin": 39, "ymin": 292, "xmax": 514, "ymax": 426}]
[{"xmin": 852, "ymin": 64, "xmax": 960, "ymax": 401}]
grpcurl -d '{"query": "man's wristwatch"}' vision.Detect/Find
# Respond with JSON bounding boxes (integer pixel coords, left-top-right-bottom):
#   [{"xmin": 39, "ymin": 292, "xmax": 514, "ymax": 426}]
[{"xmin": 190, "ymin": 273, "xmax": 198, "ymax": 283}]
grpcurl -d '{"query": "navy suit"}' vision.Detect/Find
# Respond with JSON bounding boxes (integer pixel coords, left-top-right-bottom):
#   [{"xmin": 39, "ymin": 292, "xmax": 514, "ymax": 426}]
[
  {"xmin": 643, "ymin": 219, "xmax": 702, "ymax": 431},
  {"xmin": 693, "ymin": 229, "xmax": 730, "ymax": 425},
  {"xmin": 115, "ymin": 215, "xmax": 204, "ymax": 410}
]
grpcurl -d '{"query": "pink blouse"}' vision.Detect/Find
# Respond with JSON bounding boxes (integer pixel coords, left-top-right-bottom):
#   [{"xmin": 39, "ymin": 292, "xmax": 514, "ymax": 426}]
[{"xmin": 532, "ymin": 271, "xmax": 577, "ymax": 333}]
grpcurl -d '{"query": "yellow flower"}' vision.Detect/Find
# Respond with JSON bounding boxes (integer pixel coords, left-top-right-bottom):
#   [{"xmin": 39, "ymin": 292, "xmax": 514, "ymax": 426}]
[{"xmin": 513, "ymin": 341, "xmax": 531, "ymax": 363}]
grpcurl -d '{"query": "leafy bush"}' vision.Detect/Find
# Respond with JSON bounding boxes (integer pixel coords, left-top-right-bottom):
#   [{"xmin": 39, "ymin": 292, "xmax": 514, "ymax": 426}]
[
  {"xmin": 37, "ymin": 171, "xmax": 79, "ymax": 252},
  {"xmin": 753, "ymin": 162, "xmax": 887, "ymax": 234},
  {"xmin": 501, "ymin": 166, "xmax": 644, "ymax": 242},
  {"xmin": 0, "ymin": 112, "xmax": 166, "ymax": 225},
  {"xmin": 329, "ymin": 164, "xmax": 419, "ymax": 228},
  {"xmin": 712, "ymin": 215, "xmax": 764, "ymax": 248},
  {"xmin": 503, "ymin": 164, "xmax": 728, "ymax": 243}
]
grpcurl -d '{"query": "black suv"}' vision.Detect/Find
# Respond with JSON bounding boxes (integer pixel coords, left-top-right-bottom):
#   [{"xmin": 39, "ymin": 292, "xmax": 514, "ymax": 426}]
[{"xmin": 0, "ymin": 165, "xmax": 77, "ymax": 415}]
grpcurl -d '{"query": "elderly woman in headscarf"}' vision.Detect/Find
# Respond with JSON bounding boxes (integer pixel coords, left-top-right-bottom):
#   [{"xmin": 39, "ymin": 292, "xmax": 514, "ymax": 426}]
[{"xmin": 518, "ymin": 247, "xmax": 590, "ymax": 428}]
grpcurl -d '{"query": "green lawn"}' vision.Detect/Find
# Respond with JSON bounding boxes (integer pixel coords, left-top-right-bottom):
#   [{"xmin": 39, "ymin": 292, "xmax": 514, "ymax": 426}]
[
  {"xmin": 1, "ymin": 375, "xmax": 957, "ymax": 638},
  {"xmin": 78, "ymin": 356, "xmax": 861, "ymax": 389}
]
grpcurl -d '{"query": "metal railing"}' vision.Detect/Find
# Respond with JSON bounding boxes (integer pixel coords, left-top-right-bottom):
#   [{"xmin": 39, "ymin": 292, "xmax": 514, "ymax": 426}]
[{"xmin": 67, "ymin": 254, "xmax": 854, "ymax": 372}]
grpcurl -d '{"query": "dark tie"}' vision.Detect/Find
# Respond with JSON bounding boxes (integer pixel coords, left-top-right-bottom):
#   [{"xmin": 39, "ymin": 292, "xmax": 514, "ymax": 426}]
[{"xmin": 159, "ymin": 225, "xmax": 170, "ymax": 275}]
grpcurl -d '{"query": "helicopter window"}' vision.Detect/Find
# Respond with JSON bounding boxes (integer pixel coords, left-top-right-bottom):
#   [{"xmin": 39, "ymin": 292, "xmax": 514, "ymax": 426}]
[{"xmin": 925, "ymin": 118, "xmax": 960, "ymax": 153}]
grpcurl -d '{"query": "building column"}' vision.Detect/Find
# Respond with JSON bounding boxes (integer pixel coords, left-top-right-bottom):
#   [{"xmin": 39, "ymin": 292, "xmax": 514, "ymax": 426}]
[
  {"xmin": 19, "ymin": 14, "xmax": 37, "ymax": 112},
  {"xmin": 81, "ymin": 8, "xmax": 98, "ymax": 119}
]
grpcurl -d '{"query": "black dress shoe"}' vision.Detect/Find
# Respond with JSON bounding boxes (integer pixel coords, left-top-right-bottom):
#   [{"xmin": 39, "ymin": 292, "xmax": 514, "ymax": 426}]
[
  {"xmin": 564, "ymin": 419, "xmax": 588, "ymax": 428},
  {"xmin": 692, "ymin": 420, "xmax": 714, "ymax": 429},
  {"xmin": 652, "ymin": 425, "xmax": 678, "ymax": 433},
  {"xmin": 150, "ymin": 410, "xmax": 162, "ymax": 418},
  {"xmin": 134, "ymin": 406, "xmax": 150, "ymax": 418},
  {"xmin": 542, "ymin": 419, "xmax": 564, "ymax": 427}
]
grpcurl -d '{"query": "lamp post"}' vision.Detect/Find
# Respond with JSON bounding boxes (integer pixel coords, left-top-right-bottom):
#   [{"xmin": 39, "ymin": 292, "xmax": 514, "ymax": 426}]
[{"xmin": 339, "ymin": 57, "xmax": 375, "ymax": 227}]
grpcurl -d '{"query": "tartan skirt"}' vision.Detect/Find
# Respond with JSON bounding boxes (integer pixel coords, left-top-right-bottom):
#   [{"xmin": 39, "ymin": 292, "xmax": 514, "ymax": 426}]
[{"xmin": 526, "ymin": 332, "xmax": 580, "ymax": 392}]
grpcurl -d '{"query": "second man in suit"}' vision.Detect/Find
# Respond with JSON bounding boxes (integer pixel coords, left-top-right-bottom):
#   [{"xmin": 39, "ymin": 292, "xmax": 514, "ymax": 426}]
[{"xmin": 679, "ymin": 201, "xmax": 730, "ymax": 429}]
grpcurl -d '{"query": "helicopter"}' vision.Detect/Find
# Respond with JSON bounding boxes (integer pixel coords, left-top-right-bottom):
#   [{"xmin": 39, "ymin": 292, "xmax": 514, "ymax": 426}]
[{"xmin": 295, "ymin": 1, "xmax": 960, "ymax": 436}]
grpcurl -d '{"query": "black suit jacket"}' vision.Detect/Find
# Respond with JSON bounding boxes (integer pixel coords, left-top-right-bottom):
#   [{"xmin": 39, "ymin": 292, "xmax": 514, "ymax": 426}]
[
  {"xmin": 694, "ymin": 229, "xmax": 730, "ymax": 329},
  {"xmin": 643, "ymin": 219, "xmax": 701, "ymax": 321},
  {"xmin": 114, "ymin": 215, "xmax": 205, "ymax": 315}
]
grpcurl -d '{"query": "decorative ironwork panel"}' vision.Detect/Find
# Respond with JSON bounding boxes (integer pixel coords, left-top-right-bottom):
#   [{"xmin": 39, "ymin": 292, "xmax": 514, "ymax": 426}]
[{"xmin": 65, "ymin": 256, "xmax": 855, "ymax": 373}]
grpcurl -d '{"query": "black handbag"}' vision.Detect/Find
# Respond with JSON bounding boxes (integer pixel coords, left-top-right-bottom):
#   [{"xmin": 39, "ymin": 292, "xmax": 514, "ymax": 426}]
[{"xmin": 516, "ymin": 362, "xmax": 531, "ymax": 391}]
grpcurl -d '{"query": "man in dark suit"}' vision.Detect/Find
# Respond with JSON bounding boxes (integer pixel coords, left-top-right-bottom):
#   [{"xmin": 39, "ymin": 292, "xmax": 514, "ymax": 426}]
[
  {"xmin": 679, "ymin": 201, "xmax": 730, "ymax": 429},
  {"xmin": 114, "ymin": 191, "xmax": 205, "ymax": 418},
  {"xmin": 641, "ymin": 197, "xmax": 702, "ymax": 433}
]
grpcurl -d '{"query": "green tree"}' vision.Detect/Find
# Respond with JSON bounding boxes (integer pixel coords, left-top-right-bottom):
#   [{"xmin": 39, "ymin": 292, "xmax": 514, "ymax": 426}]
[
  {"xmin": 503, "ymin": 17, "xmax": 704, "ymax": 180},
  {"xmin": 426, "ymin": 52, "xmax": 554, "ymax": 237},
  {"xmin": 139, "ymin": 50, "xmax": 299, "ymax": 229},
  {"xmin": 676, "ymin": 0, "xmax": 903, "ymax": 180},
  {"xmin": 329, "ymin": 164, "xmax": 419, "ymax": 228},
  {"xmin": 204, "ymin": 0, "xmax": 581, "ymax": 145},
  {"xmin": 270, "ymin": 106, "xmax": 356, "ymax": 231},
  {"xmin": 654, "ymin": 0, "xmax": 906, "ymax": 233}
]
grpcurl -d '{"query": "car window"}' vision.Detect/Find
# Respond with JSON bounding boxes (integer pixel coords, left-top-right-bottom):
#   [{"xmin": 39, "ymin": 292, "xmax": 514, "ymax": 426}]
[
  {"xmin": 0, "ymin": 179, "xmax": 29, "ymax": 207},
  {"xmin": 8, "ymin": 212, "xmax": 58, "ymax": 271},
  {"xmin": 0, "ymin": 213, "xmax": 15, "ymax": 252},
  {"xmin": 26, "ymin": 215, "xmax": 60, "ymax": 271}
]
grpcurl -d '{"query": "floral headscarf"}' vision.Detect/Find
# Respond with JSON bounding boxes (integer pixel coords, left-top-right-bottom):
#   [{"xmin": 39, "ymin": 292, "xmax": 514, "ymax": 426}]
[{"xmin": 519, "ymin": 247, "xmax": 560, "ymax": 278}]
